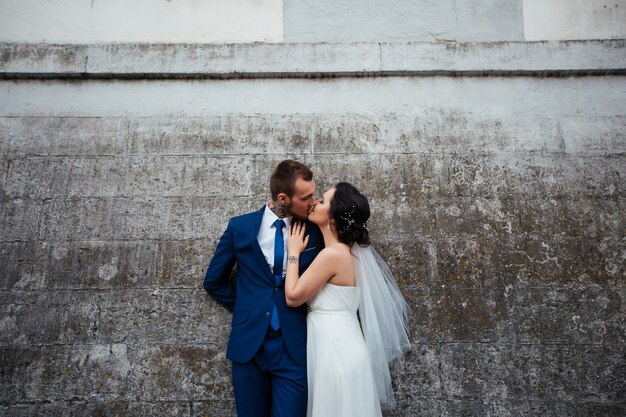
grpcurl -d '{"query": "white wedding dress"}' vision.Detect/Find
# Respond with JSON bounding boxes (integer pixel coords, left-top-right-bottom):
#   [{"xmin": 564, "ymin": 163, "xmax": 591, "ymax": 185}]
[{"xmin": 306, "ymin": 283, "xmax": 382, "ymax": 417}]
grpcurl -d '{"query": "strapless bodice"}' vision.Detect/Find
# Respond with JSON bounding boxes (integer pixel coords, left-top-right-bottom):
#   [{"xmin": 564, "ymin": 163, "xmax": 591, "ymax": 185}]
[{"xmin": 308, "ymin": 283, "xmax": 359, "ymax": 312}]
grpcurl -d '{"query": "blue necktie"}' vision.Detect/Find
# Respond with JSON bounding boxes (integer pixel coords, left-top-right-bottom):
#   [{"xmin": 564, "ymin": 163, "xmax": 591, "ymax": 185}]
[{"xmin": 270, "ymin": 219, "xmax": 285, "ymax": 330}]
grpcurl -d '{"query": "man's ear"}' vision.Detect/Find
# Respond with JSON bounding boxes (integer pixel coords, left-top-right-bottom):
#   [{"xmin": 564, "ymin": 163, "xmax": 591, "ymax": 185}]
[{"xmin": 277, "ymin": 192, "xmax": 288, "ymax": 204}]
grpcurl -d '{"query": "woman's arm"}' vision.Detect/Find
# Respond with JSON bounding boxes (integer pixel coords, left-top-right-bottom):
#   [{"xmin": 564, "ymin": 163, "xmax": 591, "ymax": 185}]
[{"xmin": 285, "ymin": 223, "xmax": 339, "ymax": 307}]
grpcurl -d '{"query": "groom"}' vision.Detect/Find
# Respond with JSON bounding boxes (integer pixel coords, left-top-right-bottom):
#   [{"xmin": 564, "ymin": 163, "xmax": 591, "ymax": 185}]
[{"xmin": 204, "ymin": 160, "xmax": 323, "ymax": 417}]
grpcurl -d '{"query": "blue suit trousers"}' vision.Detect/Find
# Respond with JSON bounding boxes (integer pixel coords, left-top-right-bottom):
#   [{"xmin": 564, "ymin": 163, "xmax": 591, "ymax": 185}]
[{"xmin": 232, "ymin": 329, "xmax": 307, "ymax": 417}]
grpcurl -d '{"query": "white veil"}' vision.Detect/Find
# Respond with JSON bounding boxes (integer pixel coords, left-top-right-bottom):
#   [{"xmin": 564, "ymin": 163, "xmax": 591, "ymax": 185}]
[{"xmin": 353, "ymin": 244, "xmax": 412, "ymax": 409}]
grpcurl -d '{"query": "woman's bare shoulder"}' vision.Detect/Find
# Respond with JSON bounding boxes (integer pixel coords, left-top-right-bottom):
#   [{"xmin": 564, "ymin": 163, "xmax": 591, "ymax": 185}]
[{"xmin": 317, "ymin": 244, "xmax": 352, "ymax": 261}]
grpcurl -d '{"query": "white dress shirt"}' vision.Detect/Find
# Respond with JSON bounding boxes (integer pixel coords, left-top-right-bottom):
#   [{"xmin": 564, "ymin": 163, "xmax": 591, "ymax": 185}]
[{"xmin": 257, "ymin": 203, "xmax": 292, "ymax": 277}]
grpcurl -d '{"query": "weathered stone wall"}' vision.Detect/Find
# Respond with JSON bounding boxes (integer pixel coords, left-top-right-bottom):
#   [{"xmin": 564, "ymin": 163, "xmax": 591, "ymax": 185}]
[{"xmin": 1, "ymin": 42, "xmax": 625, "ymax": 416}]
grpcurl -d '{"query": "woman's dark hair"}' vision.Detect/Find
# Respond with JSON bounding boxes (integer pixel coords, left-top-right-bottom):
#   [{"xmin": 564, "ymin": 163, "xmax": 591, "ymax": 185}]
[{"xmin": 330, "ymin": 182, "xmax": 370, "ymax": 246}]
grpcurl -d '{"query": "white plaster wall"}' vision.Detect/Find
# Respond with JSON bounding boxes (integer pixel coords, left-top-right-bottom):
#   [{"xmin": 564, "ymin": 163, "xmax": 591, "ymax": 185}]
[
  {"xmin": 0, "ymin": 0, "xmax": 283, "ymax": 43},
  {"xmin": 3, "ymin": 0, "xmax": 624, "ymax": 44},
  {"xmin": 283, "ymin": 0, "xmax": 524, "ymax": 42},
  {"xmin": 524, "ymin": 0, "xmax": 626, "ymax": 40},
  {"xmin": 2, "ymin": 77, "xmax": 624, "ymax": 118}
]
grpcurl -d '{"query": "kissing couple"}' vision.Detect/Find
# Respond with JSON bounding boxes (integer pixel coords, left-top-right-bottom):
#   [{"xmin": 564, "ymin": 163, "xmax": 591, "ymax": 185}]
[{"xmin": 204, "ymin": 160, "xmax": 411, "ymax": 417}]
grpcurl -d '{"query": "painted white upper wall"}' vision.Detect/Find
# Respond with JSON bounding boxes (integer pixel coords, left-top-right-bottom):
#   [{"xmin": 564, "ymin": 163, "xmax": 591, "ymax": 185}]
[
  {"xmin": 1, "ymin": 0, "xmax": 624, "ymax": 44},
  {"xmin": 0, "ymin": 0, "xmax": 283, "ymax": 43},
  {"xmin": 284, "ymin": 0, "xmax": 525, "ymax": 42},
  {"xmin": 285, "ymin": 0, "xmax": 626, "ymax": 43},
  {"xmin": 524, "ymin": 0, "xmax": 626, "ymax": 40}
]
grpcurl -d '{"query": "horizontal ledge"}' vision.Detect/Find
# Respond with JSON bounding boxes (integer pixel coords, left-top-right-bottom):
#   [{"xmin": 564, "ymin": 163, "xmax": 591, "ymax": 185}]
[
  {"xmin": 1, "ymin": 40, "xmax": 624, "ymax": 79},
  {"xmin": 1, "ymin": 69, "xmax": 626, "ymax": 80}
]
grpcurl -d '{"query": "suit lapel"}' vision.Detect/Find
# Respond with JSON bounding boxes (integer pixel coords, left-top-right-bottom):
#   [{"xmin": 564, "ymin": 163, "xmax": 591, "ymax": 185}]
[{"xmin": 250, "ymin": 205, "xmax": 275, "ymax": 283}]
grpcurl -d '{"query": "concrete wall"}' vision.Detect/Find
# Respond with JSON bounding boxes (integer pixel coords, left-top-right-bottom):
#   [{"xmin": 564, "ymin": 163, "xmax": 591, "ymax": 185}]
[
  {"xmin": 524, "ymin": 0, "xmax": 626, "ymax": 41},
  {"xmin": 0, "ymin": 2, "xmax": 625, "ymax": 416},
  {"xmin": 3, "ymin": 0, "xmax": 625, "ymax": 44},
  {"xmin": 0, "ymin": 0, "xmax": 283, "ymax": 43},
  {"xmin": 1, "ymin": 41, "xmax": 624, "ymax": 416},
  {"xmin": 284, "ymin": 0, "xmax": 525, "ymax": 42},
  {"xmin": 285, "ymin": 0, "xmax": 626, "ymax": 42}
]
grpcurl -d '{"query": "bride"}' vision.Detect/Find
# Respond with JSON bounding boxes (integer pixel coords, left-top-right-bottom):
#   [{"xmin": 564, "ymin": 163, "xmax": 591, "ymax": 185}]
[{"xmin": 285, "ymin": 182, "xmax": 411, "ymax": 417}]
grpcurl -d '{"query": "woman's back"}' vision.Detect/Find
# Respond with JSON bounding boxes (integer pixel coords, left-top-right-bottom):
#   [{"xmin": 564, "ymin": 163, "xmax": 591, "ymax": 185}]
[{"xmin": 325, "ymin": 244, "xmax": 356, "ymax": 287}]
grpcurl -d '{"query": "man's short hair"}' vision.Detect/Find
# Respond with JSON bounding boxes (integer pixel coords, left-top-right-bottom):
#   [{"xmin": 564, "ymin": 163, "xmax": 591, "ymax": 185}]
[{"xmin": 270, "ymin": 160, "xmax": 313, "ymax": 200}]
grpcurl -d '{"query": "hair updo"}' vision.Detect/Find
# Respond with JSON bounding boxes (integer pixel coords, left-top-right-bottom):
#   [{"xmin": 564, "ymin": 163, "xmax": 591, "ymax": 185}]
[{"xmin": 330, "ymin": 182, "xmax": 371, "ymax": 246}]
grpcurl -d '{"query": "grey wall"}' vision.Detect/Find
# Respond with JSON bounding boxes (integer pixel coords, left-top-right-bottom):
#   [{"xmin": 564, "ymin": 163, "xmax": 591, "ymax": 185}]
[
  {"xmin": 1, "ymin": 41, "xmax": 625, "ymax": 416},
  {"xmin": 284, "ymin": 0, "xmax": 525, "ymax": 42}
]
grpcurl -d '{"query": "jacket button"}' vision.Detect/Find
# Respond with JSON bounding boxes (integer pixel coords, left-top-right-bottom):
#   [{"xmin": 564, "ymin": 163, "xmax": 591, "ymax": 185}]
[{"xmin": 265, "ymin": 312, "xmax": 270, "ymax": 317}]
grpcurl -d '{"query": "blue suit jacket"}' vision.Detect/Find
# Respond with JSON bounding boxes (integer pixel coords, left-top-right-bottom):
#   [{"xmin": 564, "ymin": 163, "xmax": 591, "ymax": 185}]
[{"xmin": 204, "ymin": 205, "xmax": 324, "ymax": 365}]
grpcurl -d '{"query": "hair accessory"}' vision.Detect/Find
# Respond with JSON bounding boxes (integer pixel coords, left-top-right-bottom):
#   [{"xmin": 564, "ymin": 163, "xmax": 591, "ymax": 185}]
[
  {"xmin": 339, "ymin": 205, "xmax": 359, "ymax": 233},
  {"xmin": 340, "ymin": 205, "xmax": 357, "ymax": 226}
]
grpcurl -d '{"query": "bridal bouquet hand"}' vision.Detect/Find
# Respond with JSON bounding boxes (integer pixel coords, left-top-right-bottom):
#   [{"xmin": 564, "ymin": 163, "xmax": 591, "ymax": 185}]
[{"xmin": 287, "ymin": 222, "xmax": 309, "ymax": 256}]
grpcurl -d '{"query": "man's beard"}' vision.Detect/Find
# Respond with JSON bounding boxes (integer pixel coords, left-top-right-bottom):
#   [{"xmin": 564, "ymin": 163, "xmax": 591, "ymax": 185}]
[{"xmin": 286, "ymin": 201, "xmax": 309, "ymax": 221}]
